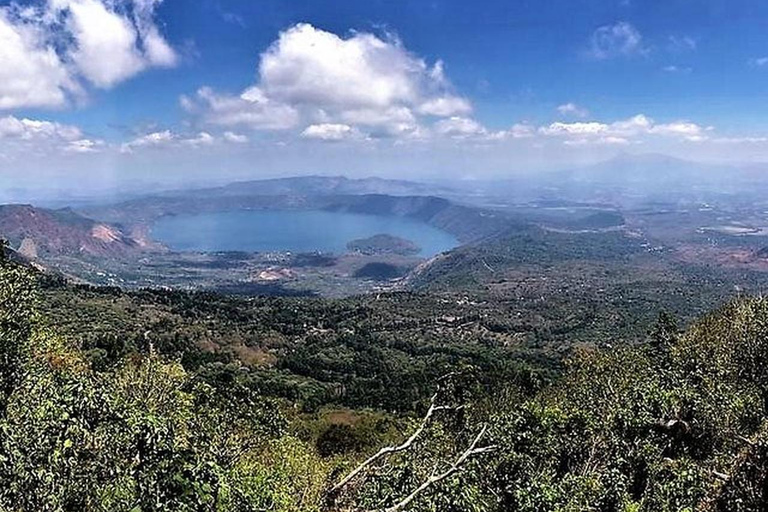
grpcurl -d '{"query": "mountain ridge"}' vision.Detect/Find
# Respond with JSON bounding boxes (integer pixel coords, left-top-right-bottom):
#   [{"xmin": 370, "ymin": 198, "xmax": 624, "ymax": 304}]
[{"xmin": 0, "ymin": 204, "xmax": 146, "ymax": 259}]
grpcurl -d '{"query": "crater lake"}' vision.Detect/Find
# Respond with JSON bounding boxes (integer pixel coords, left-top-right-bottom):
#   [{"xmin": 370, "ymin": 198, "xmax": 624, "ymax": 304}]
[{"xmin": 151, "ymin": 210, "xmax": 459, "ymax": 256}]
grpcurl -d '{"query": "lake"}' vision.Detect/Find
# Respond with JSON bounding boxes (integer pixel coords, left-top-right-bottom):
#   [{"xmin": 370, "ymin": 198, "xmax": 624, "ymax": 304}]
[{"xmin": 151, "ymin": 210, "xmax": 459, "ymax": 257}]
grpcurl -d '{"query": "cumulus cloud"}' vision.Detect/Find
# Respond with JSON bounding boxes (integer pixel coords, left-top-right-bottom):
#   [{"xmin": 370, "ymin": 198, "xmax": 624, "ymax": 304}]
[
  {"xmin": 65, "ymin": 138, "xmax": 103, "ymax": 152},
  {"xmin": 301, "ymin": 123, "xmax": 359, "ymax": 142},
  {"xmin": 223, "ymin": 131, "xmax": 248, "ymax": 143},
  {"xmin": 0, "ymin": 10, "xmax": 79, "ymax": 109},
  {"xmin": 589, "ymin": 22, "xmax": 647, "ymax": 59},
  {"xmin": 556, "ymin": 103, "xmax": 589, "ymax": 118},
  {"xmin": 507, "ymin": 123, "xmax": 535, "ymax": 139},
  {"xmin": 120, "ymin": 129, "xmax": 174, "ymax": 152},
  {"xmin": 434, "ymin": 116, "xmax": 488, "ymax": 138},
  {"xmin": 540, "ymin": 121, "xmax": 609, "ymax": 136},
  {"xmin": 0, "ymin": 115, "xmax": 82, "ymax": 141},
  {"xmin": 564, "ymin": 136, "xmax": 629, "ymax": 146},
  {"xmin": 120, "ymin": 129, "xmax": 237, "ymax": 152},
  {"xmin": 182, "ymin": 86, "xmax": 300, "ymax": 130},
  {"xmin": 417, "ymin": 96, "xmax": 472, "ymax": 116},
  {"xmin": 0, "ymin": 114, "xmax": 106, "ymax": 155},
  {"xmin": 0, "ymin": 0, "xmax": 176, "ymax": 108},
  {"xmin": 131, "ymin": 0, "xmax": 178, "ymax": 67},
  {"xmin": 648, "ymin": 120, "xmax": 706, "ymax": 138},
  {"xmin": 181, "ymin": 131, "xmax": 215, "ymax": 147},
  {"xmin": 260, "ymin": 24, "xmax": 420, "ymax": 109},
  {"xmin": 539, "ymin": 114, "xmax": 709, "ymax": 144},
  {"xmin": 186, "ymin": 23, "xmax": 471, "ymax": 138},
  {"xmin": 56, "ymin": 0, "xmax": 148, "ymax": 88}
]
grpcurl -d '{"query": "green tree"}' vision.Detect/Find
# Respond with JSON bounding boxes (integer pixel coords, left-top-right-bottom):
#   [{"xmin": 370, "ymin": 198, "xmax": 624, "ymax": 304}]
[{"xmin": 0, "ymin": 239, "xmax": 36, "ymax": 413}]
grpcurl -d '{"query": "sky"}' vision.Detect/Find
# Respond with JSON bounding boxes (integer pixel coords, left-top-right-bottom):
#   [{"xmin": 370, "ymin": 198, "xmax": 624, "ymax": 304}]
[{"xmin": 3, "ymin": 0, "xmax": 768, "ymax": 198}]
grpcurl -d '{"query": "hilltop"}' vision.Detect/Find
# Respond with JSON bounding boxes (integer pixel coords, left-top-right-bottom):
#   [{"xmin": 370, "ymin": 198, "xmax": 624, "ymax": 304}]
[
  {"xmin": 0, "ymin": 205, "xmax": 146, "ymax": 260},
  {"xmin": 346, "ymin": 234, "xmax": 421, "ymax": 256}
]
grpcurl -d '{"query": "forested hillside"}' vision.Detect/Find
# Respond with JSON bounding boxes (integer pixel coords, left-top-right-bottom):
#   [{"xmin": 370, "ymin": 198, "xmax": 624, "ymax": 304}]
[{"xmin": 3, "ymin": 244, "xmax": 768, "ymax": 510}]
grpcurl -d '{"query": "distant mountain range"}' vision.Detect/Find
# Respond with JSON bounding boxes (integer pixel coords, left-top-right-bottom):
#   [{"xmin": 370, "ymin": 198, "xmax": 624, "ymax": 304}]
[
  {"xmin": 446, "ymin": 152, "xmax": 768, "ymax": 208},
  {"xmin": 560, "ymin": 152, "xmax": 740, "ymax": 189},
  {"xmin": 160, "ymin": 175, "xmax": 455, "ymax": 199}
]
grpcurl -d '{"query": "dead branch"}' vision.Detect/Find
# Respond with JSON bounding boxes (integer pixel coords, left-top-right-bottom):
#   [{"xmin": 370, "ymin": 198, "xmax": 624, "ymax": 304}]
[
  {"xmin": 377, "ymin": 424, "xmax": 497, "ymax": 512},
  {"xmin": 330, "ymin": 393, "xmax": 458, "ymax": 494}
]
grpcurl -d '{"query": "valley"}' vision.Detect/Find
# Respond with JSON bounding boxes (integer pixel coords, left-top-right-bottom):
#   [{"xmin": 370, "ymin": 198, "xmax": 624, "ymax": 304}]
[
  {"xmin": 8, "ymin": 163, "xmax": 768, "ymax": 512},
  {"xmin": 8, "ymin": 166, "xmax": 768, "ymax": 343},
  {"xmin": 0, "ymin": 177, "xmax": 508, "ymax": 295}
]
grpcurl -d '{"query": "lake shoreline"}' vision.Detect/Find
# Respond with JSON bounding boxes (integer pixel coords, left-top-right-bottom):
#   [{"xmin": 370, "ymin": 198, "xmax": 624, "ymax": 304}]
[{"xmin": 151, "ymin": 210, "xmax": 459, "ymax": 257}]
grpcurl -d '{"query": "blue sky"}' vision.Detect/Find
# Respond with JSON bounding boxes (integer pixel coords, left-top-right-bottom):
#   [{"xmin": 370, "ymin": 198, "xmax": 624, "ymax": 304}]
[{"xmin": 2, "ymin": 0, "xmax": 768, "ymax": 197}]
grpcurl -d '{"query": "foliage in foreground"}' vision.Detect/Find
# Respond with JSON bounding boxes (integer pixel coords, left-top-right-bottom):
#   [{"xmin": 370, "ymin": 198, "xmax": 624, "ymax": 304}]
[
  {"xmin": 328, "ymin": 299, "xmax": 768, "ymax": 511},
  {"xmin": 4, "ymin": 248, "xmax": 768, "ymax": 510},
  {"xmin": 0, "ymin": 252, "xmax": 331, "ymax": 511}
]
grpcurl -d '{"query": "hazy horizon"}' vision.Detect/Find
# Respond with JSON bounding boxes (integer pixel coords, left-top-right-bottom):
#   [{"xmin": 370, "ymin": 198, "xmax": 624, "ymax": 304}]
[{"xmin": 4, "ymin": 0, "xmax": 768, "ymax": 199}]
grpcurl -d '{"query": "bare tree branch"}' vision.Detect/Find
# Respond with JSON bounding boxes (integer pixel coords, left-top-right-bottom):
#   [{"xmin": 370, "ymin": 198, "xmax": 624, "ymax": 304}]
[
  {"xmin": 330, "ymin": 393, "xmax": 458, "ymax": 494},
  {"xmin": 377, "ymin": 424, "xmax": 497, "ymax": 512}
]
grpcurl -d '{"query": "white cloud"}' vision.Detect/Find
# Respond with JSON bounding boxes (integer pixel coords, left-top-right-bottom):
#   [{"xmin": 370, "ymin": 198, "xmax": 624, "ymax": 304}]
[
  {"xmin": 564, "ymin": 136, "xmax": 629, "ymax": 146},
  {"xmin": 0, "ymin": 0, "xmax": 176, "ymax": 108},
  {"xmin": 301, "ymin": 123, "xmax": 359, "ymax": 142},
  {"xmin": 223, "ymin": 131, "xmax": 248, "ymax": 143},
  {"xmin": 187, "ymin": 23, "xmax": 470, "ymax": 139},
  {"xmin": 648, "ymin": 120, "xmax": 705, "ymax": 138},
  {"xmin": 183, "ymin": 86, "xmax": 300, "ymax": 130},
  {"xmin": 508, "ymin": 123, "xmax": 535, "ymax": 139},
  {"xmin": 338, "ymin": 106, "xmax": 415, "ymax": 127},
  {"xmin": 540, "ymin": 121, "xmax": 608, "ymax": 136},
  {"xmin": 120, "ymin": 129, "xmax": 248, "ymax": 152},
  {"xmin": 434, "ymin": 116, "xmax": 487, "ymax": 138},
  {"xmin": 0, "ymin": 115, "xmax": 82, "ymax": 141},
  {"xmin": 418, "ymin": 96, "xmax": 472, "ymax": 116},
  {"xmin": 121, "ymin": 129, "xmax": 175, "ymax": 152},
  {"xmin": 432, "ymin": 115, "xmax": 651, "ymax": 143},
  {"xmin": 110, "ymin": 112, "xmax": 713, "ymax": 152},
  {"xmin": 0, "ymin": 114, "xmax": 106, "ymax": 155},
  {"xmin": 750, "ymin": 57, "xmax": 768, "ymax": 68},
  {"xmin": 336, "ymin": 106, "xmax": 425, "ymax": 139},
  {"xmin": 610, "ymin": 114, "xmax": 653, "ymax": 136},
  {"xmin": 0, "ymin": 10, "xmax": 78, "ymax": 109},
  {"xmin": 65, "ymin": 138, "xmax": 103, "ymax": 152},
  {"xmin": 181, "ymin": 131, "xmax": 215, "ymax": 147},
  {"xmin": 131, "ymin": 0, "xmax": 178, "ymax": 67},
  {"xmin": 589, "ymin": 22, "xmax": 647, "ymax": 59},
  {"xmin": 57, "ymin": 0, "xmax": 147, "ymax": 88},
  {"xmin": 540, "ymin": 114, "xmax": 709, "ymax": 144},
  {"xmin": 556, "ymin": 103, "xmax": 589, "ymax": 118},
  {"xmin": 261, "ymin": 23, "xmax": 438, "ymax": 109}
]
